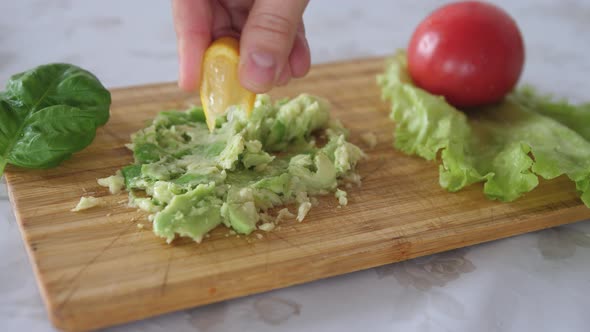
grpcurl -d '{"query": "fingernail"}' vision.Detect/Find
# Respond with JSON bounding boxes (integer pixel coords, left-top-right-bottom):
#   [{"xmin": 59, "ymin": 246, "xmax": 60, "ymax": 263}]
[
  {"xmin": 243, "ymin": 51, "xmax": 276, "ymax": 92},
  {"xmin": 251, "ymin": 52, "xmax": 275, "ymax": 69}
]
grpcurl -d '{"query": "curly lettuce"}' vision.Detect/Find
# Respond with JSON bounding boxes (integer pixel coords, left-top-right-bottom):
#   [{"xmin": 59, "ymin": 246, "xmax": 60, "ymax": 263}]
[{"xmin": 378, "ymin": 51, "xmax": 590, "ymax": 206}]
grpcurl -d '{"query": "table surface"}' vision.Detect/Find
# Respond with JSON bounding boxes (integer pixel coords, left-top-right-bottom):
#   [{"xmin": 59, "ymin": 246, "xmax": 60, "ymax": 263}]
[{"xmin": 2, "ymin": 0, "xmax": 590, "ymax": 331}]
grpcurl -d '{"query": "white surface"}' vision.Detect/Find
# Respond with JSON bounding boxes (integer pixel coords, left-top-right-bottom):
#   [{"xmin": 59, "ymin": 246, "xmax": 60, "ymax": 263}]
[{"xmin": 1, "ymin": 0, "xmax": 590, "ymax": 331}]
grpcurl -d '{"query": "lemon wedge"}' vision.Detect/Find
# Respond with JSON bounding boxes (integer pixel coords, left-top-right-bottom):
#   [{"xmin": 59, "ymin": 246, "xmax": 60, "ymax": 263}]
[{"xmin": 200, "ymin": 37, "xmax": 256, "ymax": 132}]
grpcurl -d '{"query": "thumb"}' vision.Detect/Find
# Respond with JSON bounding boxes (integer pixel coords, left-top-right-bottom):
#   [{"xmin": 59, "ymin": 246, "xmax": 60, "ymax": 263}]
[{"xmin": 238, "ymin": 0, "xmax": 309, "ymax": 93}]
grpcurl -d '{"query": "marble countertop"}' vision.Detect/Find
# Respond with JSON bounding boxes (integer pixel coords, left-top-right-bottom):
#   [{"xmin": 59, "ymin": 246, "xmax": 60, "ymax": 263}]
[{"xmin": 2, "ymin": 0, "xmax": 590, "ymax": 331}]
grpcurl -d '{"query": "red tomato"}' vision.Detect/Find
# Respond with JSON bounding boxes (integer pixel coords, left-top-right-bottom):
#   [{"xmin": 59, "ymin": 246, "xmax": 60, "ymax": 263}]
[{"xmin": 407, "ymin": 1, "xmax": 525, "ymax": 108}]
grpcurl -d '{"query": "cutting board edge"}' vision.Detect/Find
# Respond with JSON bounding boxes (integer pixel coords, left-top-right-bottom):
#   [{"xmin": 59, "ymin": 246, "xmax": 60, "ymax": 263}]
[
  {"xmin": 33, "ymin": 202, "xmax": 590, "ymax": 332},
  {"xmin": 4, "ymin": 176, "xmax": 61, "ymax": 330}
]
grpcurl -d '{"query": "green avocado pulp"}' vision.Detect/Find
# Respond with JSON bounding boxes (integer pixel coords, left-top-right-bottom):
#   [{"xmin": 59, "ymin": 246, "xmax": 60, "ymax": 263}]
[{"xmin": 115, "ymin": 94, "xmax": 364, "ymax": 243}]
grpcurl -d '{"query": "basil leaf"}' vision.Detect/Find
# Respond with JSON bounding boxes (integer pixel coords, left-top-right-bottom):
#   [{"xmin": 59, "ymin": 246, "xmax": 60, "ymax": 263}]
[
  {"xmin": 8, "ymin": 105, "xmax": 97, "ymax": 168},
  {"xmin": 0, "ymin": 63, "xmax": 110, "ymax": 175},
  {"xmin": 0, "ymin": 99, "xmax": 19, "ymax": 157}
]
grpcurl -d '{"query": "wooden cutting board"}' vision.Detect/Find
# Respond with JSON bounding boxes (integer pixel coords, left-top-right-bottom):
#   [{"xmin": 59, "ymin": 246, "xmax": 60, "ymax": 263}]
[{"xmin": 5, "ymin": 57, "xmax": 590, "ymax": 331}]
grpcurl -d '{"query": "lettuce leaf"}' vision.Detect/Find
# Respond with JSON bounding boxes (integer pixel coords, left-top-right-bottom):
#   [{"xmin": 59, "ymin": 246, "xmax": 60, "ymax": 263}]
[{"xmin": 378, "ymin": 51, "xmax": 590, "ymax": 206}]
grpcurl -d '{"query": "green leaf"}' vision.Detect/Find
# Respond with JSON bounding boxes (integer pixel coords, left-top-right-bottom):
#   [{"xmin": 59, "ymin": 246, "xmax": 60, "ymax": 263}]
[
  {"xmin": 378, "ymin": 51, "xmax": 590, "ymax": 206},
  {"xmin": 0, "ymin": 63, "xmax": 110, "ymax": 175},
  {"xmin": 8, "ymin": 105, "xmax": 97, "ymax": 168},
  {"xmin": 4, "ymin": 63, "xmax": 110, "ymax": 125},
  {"xmin": 512, "ymin": 86, "xmax": 590, "ymax": 141},
  {"xmin": 0, "ymin": 100, "xmax": 19, "ymax": 173}
]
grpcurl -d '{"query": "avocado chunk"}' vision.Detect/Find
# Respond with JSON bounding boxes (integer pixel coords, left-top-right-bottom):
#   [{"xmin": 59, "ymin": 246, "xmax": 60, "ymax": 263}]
[
  {"xmin": 110, "ymin": 94, "xmax": 364, "ymax": 243},
  {"xmin": 153, "ymin": 183, "xmax": 223, "ymax": 243},
  {"xmin": 224, "ymin": 187, "xmax": 259, "ymax": 234}
]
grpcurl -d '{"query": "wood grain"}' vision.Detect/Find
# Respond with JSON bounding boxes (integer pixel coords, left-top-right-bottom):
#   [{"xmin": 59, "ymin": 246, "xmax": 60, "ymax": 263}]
[{"xmin": 5, "ymin": 57, "xmax": 590, "ymax": 331}]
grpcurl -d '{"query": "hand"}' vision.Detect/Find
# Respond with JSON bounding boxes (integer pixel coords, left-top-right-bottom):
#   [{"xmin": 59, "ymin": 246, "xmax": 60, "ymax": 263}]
[{"xmin": 172, "ymin": 0, "xmax": 311, "ymax": 93}]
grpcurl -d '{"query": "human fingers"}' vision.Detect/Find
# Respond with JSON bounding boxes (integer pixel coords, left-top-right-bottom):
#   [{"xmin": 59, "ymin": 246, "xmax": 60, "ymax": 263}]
[
  {"xmin": 289, "ymin": 22, "xmax": 311, "ymax": 78},
  {"xmin": 172, "ymin": 0, "xmax": 212, "ymax": 91},
  {"xmin": 238, "ymin": 0, "xmax": 310, "ymax": 92},
  {"xmin": 276, "ymin": 65, "xmax": 292, "ymax": 86},
  {"xmin": 211, "ymin": 0, "xmax": 238, "ymax": 39}
]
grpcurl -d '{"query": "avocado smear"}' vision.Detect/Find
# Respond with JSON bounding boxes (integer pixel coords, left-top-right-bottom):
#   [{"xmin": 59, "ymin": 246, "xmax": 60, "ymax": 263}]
[{"xmin": 111, "ymin": 94, "xmax": 364, "ymax": 243}]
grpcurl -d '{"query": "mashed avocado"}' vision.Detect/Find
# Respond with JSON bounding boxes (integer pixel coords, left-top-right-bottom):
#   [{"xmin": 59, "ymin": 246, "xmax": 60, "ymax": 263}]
[
  {"xmin": 98, "ymin": 170, "xmax": 125, "ymax": 194},
  {"xmin": 71, "ymin": 196, "xmax": 101, "ymax": 212},
  {"xmin": 115, "ymin": 94, "xmax": 364, "ymax": 243}
]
